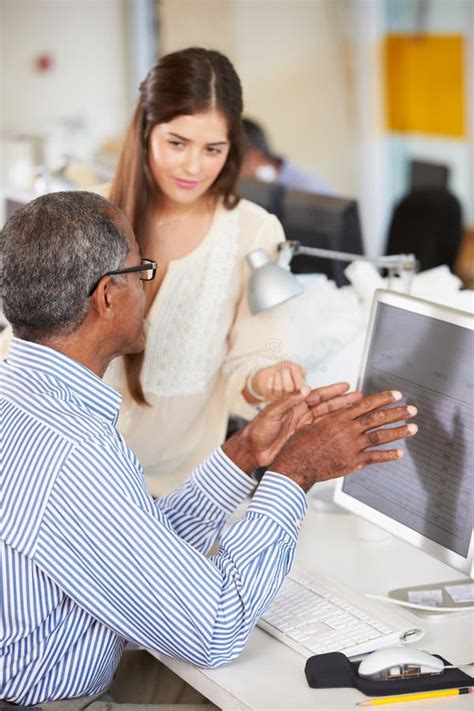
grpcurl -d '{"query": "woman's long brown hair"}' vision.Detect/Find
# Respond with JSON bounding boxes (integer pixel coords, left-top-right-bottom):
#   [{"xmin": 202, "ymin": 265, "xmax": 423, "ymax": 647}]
[{"xmin": 109, "ymin": 48, "xmax": 245, "ymax": 404}]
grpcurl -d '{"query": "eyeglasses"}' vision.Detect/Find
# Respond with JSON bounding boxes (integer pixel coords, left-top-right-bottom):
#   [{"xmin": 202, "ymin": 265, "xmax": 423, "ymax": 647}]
[{"xmin": 88, "ymin": 258, "xmax": 157, "ymax": 296}]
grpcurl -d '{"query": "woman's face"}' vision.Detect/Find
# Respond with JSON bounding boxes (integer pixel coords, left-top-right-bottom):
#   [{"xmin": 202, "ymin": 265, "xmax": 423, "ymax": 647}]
[{"xmin": 148, "ymin": 109, "xmax": 231, "ymax": 207}]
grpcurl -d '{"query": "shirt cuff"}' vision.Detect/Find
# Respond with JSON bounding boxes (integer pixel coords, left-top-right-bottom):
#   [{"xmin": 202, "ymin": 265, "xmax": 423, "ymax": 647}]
[
  {"xmin": 246, "ymin": 471, "xmax": 308, "ymax": 542},
  {"xmin": 192, "ymin": 447, "xmax": 256, "ymax": 515}
]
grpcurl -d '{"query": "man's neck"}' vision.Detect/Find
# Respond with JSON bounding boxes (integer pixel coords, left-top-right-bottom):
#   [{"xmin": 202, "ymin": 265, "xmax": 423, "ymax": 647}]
[{"xmin": 40, "ymin": 326, "xmax": 116, "ymax": 379}]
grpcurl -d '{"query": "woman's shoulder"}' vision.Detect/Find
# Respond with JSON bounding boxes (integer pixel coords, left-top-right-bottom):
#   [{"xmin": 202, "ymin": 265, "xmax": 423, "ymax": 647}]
[
  {"xmin": 228, "ymin": 197, "xmax": 285, "ymax": 251},
  {"xmin": 230, "ymin": 197, "xmax": 281, "ymax": 233},
  {"xmin": 233, "ymin": 197, "xmax": 277, "ymax": 223}
]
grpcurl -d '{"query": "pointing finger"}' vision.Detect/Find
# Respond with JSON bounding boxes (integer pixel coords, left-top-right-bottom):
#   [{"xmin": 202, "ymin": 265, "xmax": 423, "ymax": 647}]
[
  {"xmin": 364, "ymin": 423, "xmax": 418, "ymax": 448},
  {"xmin": 347, "ymin": 390, "xmax": 403, "ymax": 419},
  {"xmin": 281, "ymin": 366, "xmax": 295, "ymax": 392},
  {"xmin": 289, "ymin": 363, "xmax": 307, "ymax": 390},
  {"xmin": 357, "ymin": 405, "xmax": 417, "ymax": 431},
  {"xmin": 272, "ymin": 371, "xmax": 284, "ymax": 398},
  {"xmin": 363, "ymin": 448, "xmax": 405, "ymax": 465}
]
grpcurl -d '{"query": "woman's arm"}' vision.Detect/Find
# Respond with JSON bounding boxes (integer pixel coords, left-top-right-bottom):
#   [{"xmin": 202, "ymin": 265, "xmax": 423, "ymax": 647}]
[{"xmin": 223, "ymin": 204, "xmax": 304, "ymax": 419}]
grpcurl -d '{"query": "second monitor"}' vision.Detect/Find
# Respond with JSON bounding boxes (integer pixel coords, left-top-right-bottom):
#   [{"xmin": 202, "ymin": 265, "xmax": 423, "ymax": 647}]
[
  {"xmin": 238, "ymin": 179, "xmax": 366, "ymax": 287},
  {"xmin": 281, "ymin": 190, "xmax": 365, "ymax": 286}
]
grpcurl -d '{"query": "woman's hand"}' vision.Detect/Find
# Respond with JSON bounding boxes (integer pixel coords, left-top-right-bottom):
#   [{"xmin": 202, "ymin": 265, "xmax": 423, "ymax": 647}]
[{"xmin": 243, "ymin": 361, "xmax": 307, "ymax": 404}]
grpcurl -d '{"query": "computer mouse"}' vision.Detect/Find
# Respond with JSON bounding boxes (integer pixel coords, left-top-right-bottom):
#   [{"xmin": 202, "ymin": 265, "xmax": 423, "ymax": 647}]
[{"xmin": 358, "ymin": 646, "xmax": 445, "ymax": 681}]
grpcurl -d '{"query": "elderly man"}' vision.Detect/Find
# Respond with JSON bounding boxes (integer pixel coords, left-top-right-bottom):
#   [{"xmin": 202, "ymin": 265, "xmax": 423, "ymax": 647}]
[{"xmin": 0, "ymin": 192, "xmax": 416, "ymax": 709}]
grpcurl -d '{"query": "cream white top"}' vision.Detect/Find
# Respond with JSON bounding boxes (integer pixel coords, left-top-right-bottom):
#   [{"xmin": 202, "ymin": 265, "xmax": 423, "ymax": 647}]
[{"xmin": 103, "ymin": 198, "xmax": 292, "ymax": 495}]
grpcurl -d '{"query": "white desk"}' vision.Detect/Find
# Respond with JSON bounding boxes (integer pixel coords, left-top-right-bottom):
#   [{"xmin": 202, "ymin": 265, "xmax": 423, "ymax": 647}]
[{"xmin": 150, "ymin": 502, "xmax": 473, "ymax": 710}]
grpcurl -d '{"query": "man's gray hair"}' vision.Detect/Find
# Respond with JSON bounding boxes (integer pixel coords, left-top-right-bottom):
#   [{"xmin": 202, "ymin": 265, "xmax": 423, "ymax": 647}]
[{"xmin": 0, "ymin": 191, "xmax": 130, "ymax": 341}]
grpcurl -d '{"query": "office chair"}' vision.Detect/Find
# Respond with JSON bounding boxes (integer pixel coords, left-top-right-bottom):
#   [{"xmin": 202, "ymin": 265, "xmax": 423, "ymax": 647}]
[
  {"xmin": 386, "ymin": 188, "xmax": 462, "ymax": 272},
  {"xmin": 410, "ymin": 160, "xmax": 450, "ymax": 191}
]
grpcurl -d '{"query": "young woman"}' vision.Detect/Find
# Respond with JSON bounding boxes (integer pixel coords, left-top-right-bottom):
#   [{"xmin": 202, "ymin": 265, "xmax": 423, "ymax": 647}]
[{"xmin": 104, "ymin": 47, "xmax": 306, "ymax": 495}]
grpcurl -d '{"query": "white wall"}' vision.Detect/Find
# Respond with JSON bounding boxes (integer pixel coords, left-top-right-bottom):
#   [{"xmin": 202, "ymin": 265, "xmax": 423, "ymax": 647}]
[
  {"xmin": 232, "ymin": 0, "xmax": 359, "ymax": 197},
  {"xmin": 160, "ymin": 0, "xmax": 359, "ymax": 197},
  {"xmin": 159, "ymin": 0, "xmax": 236, "ymax": 57},
  {"xmin": 0, "ymin": 0, "xmax": 130, "ymax": 147}
]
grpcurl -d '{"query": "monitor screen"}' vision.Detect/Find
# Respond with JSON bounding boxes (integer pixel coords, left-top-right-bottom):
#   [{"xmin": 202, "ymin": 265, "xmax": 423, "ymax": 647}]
[
  {"xmin": 334, "ymin": 291, "xmax": 474, "ymax": 577},
  {"xmin": 238, "ymin": 177, "xmax": 284, "ymax": 221},
  {"xmin": 281, "ymin": 190, "xmax": 365, "ymax": 286}
]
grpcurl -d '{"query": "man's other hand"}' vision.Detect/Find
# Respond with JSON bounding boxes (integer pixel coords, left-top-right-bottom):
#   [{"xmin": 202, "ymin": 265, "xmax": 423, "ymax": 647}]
[
  {"xmin": 223, "ymin": 382, "xmax": 361, "ymax": 473},
  {"xmin": 271, "ymin": 390, "xmax": 418, "ymax": 492}
]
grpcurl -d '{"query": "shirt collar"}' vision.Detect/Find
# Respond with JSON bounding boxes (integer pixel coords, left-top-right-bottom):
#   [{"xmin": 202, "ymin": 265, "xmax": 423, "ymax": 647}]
[{"xmin": 6, "ymin": 337, "xmax": 122, "ymax": 424}]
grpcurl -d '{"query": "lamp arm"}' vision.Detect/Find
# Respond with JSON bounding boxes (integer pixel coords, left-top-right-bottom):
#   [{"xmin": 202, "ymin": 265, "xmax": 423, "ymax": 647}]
[{"xmin": 278, "ymin": 241, "xmax": 417, "ymax": 272}]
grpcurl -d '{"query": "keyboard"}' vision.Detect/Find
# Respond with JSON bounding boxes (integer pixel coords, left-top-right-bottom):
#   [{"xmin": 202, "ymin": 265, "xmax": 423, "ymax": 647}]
[{"xmin": 258, "ymin": 568, "xmax": 424, "ymax": 658}]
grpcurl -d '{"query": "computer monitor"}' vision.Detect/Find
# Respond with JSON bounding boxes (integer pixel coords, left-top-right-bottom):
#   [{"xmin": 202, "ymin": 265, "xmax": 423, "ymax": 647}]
[
  {"xmin": 238, "ymin": 177, "xmax": 285, "ymax": 221},
  {"xmin": 281, "ymin": 190, "xmax": 365, "ymax": 286},
  {"xmin": 334, "ymin": 290, "xmax": 474, "ymax": 584}
]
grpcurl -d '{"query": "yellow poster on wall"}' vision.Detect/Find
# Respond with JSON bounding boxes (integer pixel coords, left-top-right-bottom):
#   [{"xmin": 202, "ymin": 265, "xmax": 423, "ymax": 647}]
[{"xmin": 384, "ymin": 34, "xmax": 465, "ymax": 137}]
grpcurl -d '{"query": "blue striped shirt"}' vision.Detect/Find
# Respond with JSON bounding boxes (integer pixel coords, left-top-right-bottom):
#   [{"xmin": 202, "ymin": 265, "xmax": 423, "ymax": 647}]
[{"xmin": 0, "ymin": 338, "xmax": 307, "ymax": 705}]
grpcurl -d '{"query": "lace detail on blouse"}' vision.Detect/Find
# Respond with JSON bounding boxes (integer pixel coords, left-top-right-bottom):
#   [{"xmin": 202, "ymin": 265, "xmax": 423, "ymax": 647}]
[{"xmin": 140, "ymin": 205, "xmax": 240, "ymax": 396}]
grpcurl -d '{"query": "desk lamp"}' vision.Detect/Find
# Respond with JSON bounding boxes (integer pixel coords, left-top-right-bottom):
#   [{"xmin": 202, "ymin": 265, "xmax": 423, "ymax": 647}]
[{"xmin": 246, "ymin": 241, "xmax": 418, "ymax": 315}]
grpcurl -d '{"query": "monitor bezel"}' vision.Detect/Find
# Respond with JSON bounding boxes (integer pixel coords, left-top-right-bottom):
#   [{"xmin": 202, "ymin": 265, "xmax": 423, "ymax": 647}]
[{"xmin": 333, "ymin": 289, "xmax": 474, "ymax": 578}]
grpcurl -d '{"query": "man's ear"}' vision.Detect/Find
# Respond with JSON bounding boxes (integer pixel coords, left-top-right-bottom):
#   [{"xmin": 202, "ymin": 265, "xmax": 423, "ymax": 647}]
[{"xmin": 90, "ymin": 277, "xmax": 116, "ymax": 321}]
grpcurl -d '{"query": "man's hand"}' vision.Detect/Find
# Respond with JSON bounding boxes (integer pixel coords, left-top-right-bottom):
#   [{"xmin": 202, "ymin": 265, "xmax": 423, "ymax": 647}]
[
  {"xmin": 271, "ymin": 390, "xmax": 418, "ymax": 492},
  {"xmin": 223, "ymin": 382, "xmax": 361, "ymax": 473},
  {"xmin": 306, "ymin": 382, "xmax": 363, "ymax": 423}
]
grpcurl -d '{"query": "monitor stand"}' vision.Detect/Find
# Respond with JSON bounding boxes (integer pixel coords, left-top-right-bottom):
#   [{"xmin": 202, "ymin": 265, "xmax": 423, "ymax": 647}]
[
  {"xmin": 389, "ymin": 579, "xmax": 474, "ymax": 618},
  {"xmin": 308, "ymin": 480, "xmax": 349, "ymax": 514}
]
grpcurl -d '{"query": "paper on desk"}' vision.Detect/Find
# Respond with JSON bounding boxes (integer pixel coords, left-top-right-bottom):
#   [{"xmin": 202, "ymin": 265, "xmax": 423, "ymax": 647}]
[
  {"xmin": 445, "ymin": 583, "xmax": 474, "ymax": 603},
  {"xmin": 408, "ymin": 589, "xmax": 444, "ymax": 607}
]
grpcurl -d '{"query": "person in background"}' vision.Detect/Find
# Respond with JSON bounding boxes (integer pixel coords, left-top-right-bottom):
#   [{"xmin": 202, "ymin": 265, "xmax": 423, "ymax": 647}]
[
  {"xmin": 241, "ymin": 117, "xmax": 334, "ymax": 195},
  {"xmin": 104, "ymin": 47, "xmax": 307, "ymax": 496},
  {"xmin": 0, "ymin": 190, "xmax": 417, "ymax": 708}
]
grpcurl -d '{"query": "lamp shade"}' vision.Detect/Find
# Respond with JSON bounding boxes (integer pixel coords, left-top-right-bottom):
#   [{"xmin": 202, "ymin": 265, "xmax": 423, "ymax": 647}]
[{"xmin": 246, "ymin": 249, "xmax": 303, "ymax": 315}]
